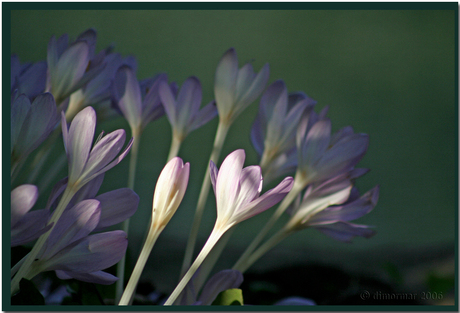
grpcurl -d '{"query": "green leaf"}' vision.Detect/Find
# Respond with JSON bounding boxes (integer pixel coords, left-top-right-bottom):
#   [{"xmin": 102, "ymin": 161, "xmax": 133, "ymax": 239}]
[
  {"xmin": 212, "ymin": 288, "xmax": 243, "ymax": 306},
  {"xmin": 11, "ymin": 278, "xmax": 45, "ymax": 305}
]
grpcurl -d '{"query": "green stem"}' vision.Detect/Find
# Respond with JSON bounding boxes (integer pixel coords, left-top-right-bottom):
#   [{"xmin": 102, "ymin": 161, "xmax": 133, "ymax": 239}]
[
  {"xmin": 10, "ymin": 253, "xmax": 29, "ymax": 278},
  {"xmin": 165, "ymin": 229, "xmax": 224, "ymax": 305},
  {"xmin": 167, "ymin": 134, "xmax": 182, "ymax": 161},
  {"xmin": 180, "ymin": 120, "xmax": 230, "ymax": 276},
  {"xmin": 232, "ymin": 176, "xmax": 305, "ymax": 271},
  {"xmin": 11, "ymin": 184, "xmax": 77, "ymax": 295},
  {"xmin": 236, "ymin": 227, "xmax": 291, "ymax": 274},
  {"xmin": 115, "ymin": 126, "xmax": 142, "ymax": 303},
  {"xmin": 118, "ymin": 225, "xmax": 162, "ymax": 305}
]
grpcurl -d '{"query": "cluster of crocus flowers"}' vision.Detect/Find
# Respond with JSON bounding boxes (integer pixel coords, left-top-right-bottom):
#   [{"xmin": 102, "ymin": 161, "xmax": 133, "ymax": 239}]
[{"xmin": 10, "ymin": 27, "xmax": 379, "ymax": 307}]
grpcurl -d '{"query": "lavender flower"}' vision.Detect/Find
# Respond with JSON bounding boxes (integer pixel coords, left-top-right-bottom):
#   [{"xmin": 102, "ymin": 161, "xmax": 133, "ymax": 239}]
[
  {"xmin": 214, "ymin": 48, "xmax": 269, "ymax": 124},
  {"xmin": 296, "ymin": 116, "xmax": 369, "ymax": 187},
  {"xmin": 113, "ymin": 65, "xmax": 167, "ymax": 133},
  {"xmin": 61, "ymin": 106, "xmax": 133, "ymax": 188},
  {"xmin": 11, "ymin": 185, "xmax": 50, "ymax": 247},
  {"xmin": 46, "ymin": 29, "xmax": 105, "ymax": 104},
  {"xmin": 11, "ymin": 93, "xmax": 59, "ymax": 168},
  {"xmin": 11, "ymin": 55, "xmax": 47, "ymax": 100},
  {"xmin": 251, "ymin": 80, "xmax": 316, "ymax": 183},
  {"xmin": 210, "ymin": 149, "xmax": 294, "ymax": 232},
  {"xmin": 159, "ymin": 76, "xmax": 217, "ymax": 143}
]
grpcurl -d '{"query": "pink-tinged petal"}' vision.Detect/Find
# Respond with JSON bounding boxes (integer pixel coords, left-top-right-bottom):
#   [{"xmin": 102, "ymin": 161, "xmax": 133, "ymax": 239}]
[
  {"xmin": 159, "ymin": 80, "xmax": 177, "ymax": 126},
  {"xmin": 41, "ymin": 200, "xmax": 101, "ymax": 259},
  {"xmin": 215, "ymin": 149, "xmax": 245, "ymax": 217},
  {"xmin": 198, "ymin": 270, "xmax": 244, "ymax": 305},
  {"xmin": 11, "ymin": 184, "xmax": 38, "ymax": 227},
  {"xmin": 236, "ymin": 176, "xmax": 294, "ymax": 222},
  {"xmin": 209, "ymin": 160, "xmax": 219, "ymax": 195},
  {"xmin": 214, "ymin": 48, "xmax": 238, "ymax": 118},
  {"xmin": 82, "ymin": 129, "xmax": 126, "ymax": 181},
  {"xmin": 94, "ymin": 188, "xmax": 139, "ymax": 231},
  {"xmin": 55, "ymin": 270, "xmax": 118, "ymax": 285},
  {"xmin": 44, "ymin": 230, "xmax": 128, "ymax": 273},
  {"xmin": 67, "ymin": 107, "xmax": 96, "ymax": 184},
  {"xmin": 233, "ymin": 166, "xmax": 263, "ymax": 212},
  {"xmin": 11, "ymin": 210, "xmax": 51, "ymax": 247},
  {"xmin": 315, "ymin": 222, "xmax": 376, "ymax": 242},
  {"xmin": 115, "ymin": 66, "xmax": 142, "ymax": 129},
  {"xmin": 300, "ymin": 119, "xmax": 331, "ymax": 168}
]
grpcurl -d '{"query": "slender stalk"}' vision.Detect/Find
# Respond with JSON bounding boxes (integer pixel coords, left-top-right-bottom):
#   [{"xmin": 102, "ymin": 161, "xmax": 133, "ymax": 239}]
[
  {"xmin": 167, "ymin": 134, "xmax": 182, "ymax": 161},
  {"xmin": 165, "ymin": 228, "xmax": 224, "ymax": 305},
  {"xmin": 232, "ymin": 176, "xmax": 305, "ymax": 271},
  {"xmin": 235, "ymin": 227, "xmax": 291, "ymax": 274},
  {"xmin": 118, "ymin": 225, "xmax": 162, "ymax": 305},
  {"xmin": 116, "ymin": 126, "xmax": 142, "ymax": 303},
  {"xmin": 10, "ymin": 253, "xmax": 29, "ymax": 278},
  {"xmin": 11, "ymin": 185, "xmax": 77, "ymax": 295},
  {"xmin": 180, "ymin": 120, "xmax": 230, "ymax": 276},
  {"xmin": 194, "ymin": 227, "xmax": 234, "ymax": 293}
]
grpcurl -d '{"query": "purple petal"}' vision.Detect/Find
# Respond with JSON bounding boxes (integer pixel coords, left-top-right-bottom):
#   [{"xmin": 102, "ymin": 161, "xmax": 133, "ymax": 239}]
[
  {"xmin": 81, "ymin": 129, "xmax": 126, "ymax": 182},
  {"xmin": 214, "ymin": 48, "xmax": 238, "ymax": 118},
  {"xmin": 67, "ymin": 106, "xmax": 96, "ymax": 184},
  {"xmin": 177, "ymin": 76, "xmax": 202, "ymax": 126},
  {"xmin": 275, "ymin": 297, "xmax": 316, "ymax": 306},
  {"xmin": 159, "ymin": 80, "xmax": 177, "ymax": 126},
  {"xmin": 250, "ymin": 112, "xmax": 266, "ymax": 156},
  {"xmin": 315, "ymin": 221, "xmax": 376, "ymax": 242},
  {"xmin": 188, "ymin": 100, "xmax": 218, "ymax": 132},
  {"xmin": 141, "ymin": 73, "xmax": 167, "ymax": 127},
  {"xmin": 93, "ymin": 188, "xmax": 139, "ymax": 231},
  {"xmin": 114, "ymin": 66, "xmax": 142, "ymax": 128},
  {"xmin": 69, "ymin": 173, "xmax": 105, "ymax": 208},
  {"xmin": 11, "ymin": 210, "xmax": 50, "ymax": 247},
  {"xmin": 55, "ymin": 270, "xmax": 118, "ymax": 285},
  {"xmin": 11, "ymin": 95, "xmax": 31, "ymax": 151},
  {"xmin": 300, "ymin": 119, "xmax": 331, "ymax": 169},
  {"xmin": 41, "ymin": 199, "xmax": 101, "ymax": 259},
  {"xmin": 235, "ymin": 63, "xmax": 270, "ymax": 113},
  {"xmin": 16, "ymin": 61, "xmax": 47, "ymax": 100},
  {"xmin": 233, "ymin": 166, "xmax": 263, "ymax": 212},
  {"xmin": 11, "ymin": 184, "xmax": 38, "ymax": 226},
  {"xmin": 198, "ymin": 270, "xmax": 244, "ymax": 305},
  {"xmin": 236, "ymin": 176, "xmax": 294, "ymax": 222},
  {"xmin": 44, "ymin": 230, "xmax": 128, "ymax": 273}
]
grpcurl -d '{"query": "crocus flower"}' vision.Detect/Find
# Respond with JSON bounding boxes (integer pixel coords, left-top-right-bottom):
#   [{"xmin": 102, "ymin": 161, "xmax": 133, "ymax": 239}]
[
  {"xmin": 11, "ymin": 93, "xmax": 59, "ymax": 167},
  {"xmin": 251, "ymin": 80, "xmax": 316, "ymax": 183},
  {"xmin": 210, "ymin": 149, "xmax": 294, "ymax": 233},
  {"xmin": 11, "ymin": 184, "xmax": 50, "ymax": 247},
  {"xmin": 306, "ymin": 186, "xmax": 379, "ymax": 242},
  {"xmin": 46, "ymin": 28, "xmax": 105, "ymax": 104},
  {"xmin": 11, "ymin": 55, "xmax": 47, "ymax": 100},
  {"xmin": 24, "ymin": 199, "xmax": 128, "ymax": 284},
  {"xmin": 65, "ymin": 51, "xmax": 137, "ymax": 121},
  {"xmin": 296, "ymin": 116, "xmax": 369, "ymax": 187},
  {"xmin": 113, "ymin": 65, "xmax": 168, "ymax": 133},
  {"xmin": 159, "ymin": 76, "xmax": 218, "ymax": 143},
  {"xmin": 214, "ymin": 48, "xmax": 269, "ymax": 124},
  {"xmin": 61, "ymin": 106, "xmax": 133, "ymax": 188}
]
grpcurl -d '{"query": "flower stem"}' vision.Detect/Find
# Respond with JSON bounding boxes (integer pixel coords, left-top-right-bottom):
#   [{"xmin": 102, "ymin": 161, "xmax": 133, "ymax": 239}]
[
  {"xmin": 11, "ymin": 184, "xmax": 77, "ymax": 295},
  {"xmin": 236, "ymin": 228, "xmax": 291, "ymax": 274},
  {"xmin": 167, "ymin": 134, "xmax": 182, "ymax": 161},
  {"xmin": 116, "ymin": 126, "xmax": 142, "ymax": 303},
  {"xmin": 118, "ymin": 225, "xmax": 162, "ymax": 305},
  {"xmin": 180, "ymin": 120, "xmax": 230, "ymax": 276},
  {"xmin": 232, "ymin": 176, "xmax": 305, "ymax": 272},
  {"xmin": 165, "ymin": 229, "xmax": 224, "ymax": 305}
]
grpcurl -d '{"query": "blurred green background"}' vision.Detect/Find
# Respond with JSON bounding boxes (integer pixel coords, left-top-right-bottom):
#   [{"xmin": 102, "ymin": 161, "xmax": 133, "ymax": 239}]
[{"xmin": 10, "ymin": 8, "xmax": 456, "ymax": 297}]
